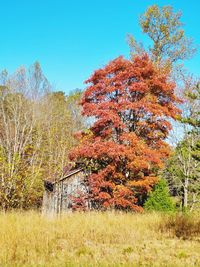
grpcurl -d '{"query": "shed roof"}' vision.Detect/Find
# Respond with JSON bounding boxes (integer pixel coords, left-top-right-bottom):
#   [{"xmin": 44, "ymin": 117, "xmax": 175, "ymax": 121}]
[
  {"xmin": 58, "ymin": 168, "xmax": 83, "ymax": 183},
  {"xmin": 44, "ymin": 168, "xmax": 84, "ymax": 191}
]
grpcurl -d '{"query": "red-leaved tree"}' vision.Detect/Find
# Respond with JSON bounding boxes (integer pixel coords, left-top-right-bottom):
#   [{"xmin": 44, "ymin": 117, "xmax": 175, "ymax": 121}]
[{"xmin": 69, "ymin": 54, "xmax": 181, "ymax": 211}]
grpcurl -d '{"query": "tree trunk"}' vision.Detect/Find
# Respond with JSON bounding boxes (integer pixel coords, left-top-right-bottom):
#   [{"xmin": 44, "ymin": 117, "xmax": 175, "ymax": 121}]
[{"xmin": 183, "ymin": 177, "xmax": 189, "ymax": 210}]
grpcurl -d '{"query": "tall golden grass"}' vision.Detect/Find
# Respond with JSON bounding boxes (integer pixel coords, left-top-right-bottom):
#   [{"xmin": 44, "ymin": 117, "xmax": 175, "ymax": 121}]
[{"xmin": 0, "ymin": 211, "xmax": 199, "ymax": 267}]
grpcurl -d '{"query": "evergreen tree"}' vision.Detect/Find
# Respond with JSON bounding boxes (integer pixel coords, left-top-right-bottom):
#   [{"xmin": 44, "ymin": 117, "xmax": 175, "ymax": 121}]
[
  {"xmin": 144, "ymin": 179, "xmax": 175, "ymax": 212},
  {"xmin": 185, "ymin": 83, "xmax": 200, "ymax": 162}
]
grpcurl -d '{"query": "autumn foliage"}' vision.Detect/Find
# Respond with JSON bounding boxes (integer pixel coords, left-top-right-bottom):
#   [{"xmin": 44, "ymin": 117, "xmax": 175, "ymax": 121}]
[{"xmin": 70, "ymin": 54, "xmax": 181, "ymax": 211}]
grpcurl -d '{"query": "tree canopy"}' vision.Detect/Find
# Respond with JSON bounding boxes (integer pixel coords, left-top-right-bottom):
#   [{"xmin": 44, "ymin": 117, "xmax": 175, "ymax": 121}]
[
  {"xmin": 70, "ymin": 54, "xmax": 181, "ymax": 211},
  {"xmin": 129, "ymin": 5, "xmax": 196, "ymax": 66}
]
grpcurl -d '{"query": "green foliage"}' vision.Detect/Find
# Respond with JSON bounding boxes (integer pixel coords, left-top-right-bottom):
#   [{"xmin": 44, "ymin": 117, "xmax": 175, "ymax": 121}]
[
  {"xmin": 144, "ymin": 179, "xmax": 175, "ymax": 212},
  {"xmin": 184, "ymin": 83, "xmax": 200, "ymax": 162},
  {"xmin": 164, "ymin": 135, "xmax": 200, "ymax": 211},
  {"xmin": 161, "ymin": 82, "xmax": 200, "ymax": 212}
]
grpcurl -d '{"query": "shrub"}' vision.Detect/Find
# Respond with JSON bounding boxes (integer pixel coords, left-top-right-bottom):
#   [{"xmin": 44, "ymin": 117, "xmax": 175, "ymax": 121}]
[{"xmin": 160, "ymin": 214, "xmax": 200, "ymax": 240}]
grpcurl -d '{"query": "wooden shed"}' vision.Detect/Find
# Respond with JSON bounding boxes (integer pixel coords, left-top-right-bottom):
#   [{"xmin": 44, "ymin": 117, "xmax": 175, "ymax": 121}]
[{"xmin": 42, "ymin": 169, "xmax": 89, "ymax": 214}]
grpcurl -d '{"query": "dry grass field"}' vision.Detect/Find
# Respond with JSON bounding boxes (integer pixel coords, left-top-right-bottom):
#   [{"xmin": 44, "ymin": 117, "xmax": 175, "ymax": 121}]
[{"xmin": 0, "ymin": 211, "xmax": 200, "ymax": 267}]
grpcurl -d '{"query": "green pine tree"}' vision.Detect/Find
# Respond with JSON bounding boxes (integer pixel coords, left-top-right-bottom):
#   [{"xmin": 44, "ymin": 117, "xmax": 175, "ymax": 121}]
[
  {"xmin": 144, "ymin": 179, "xmax": 175, "ymax": 212},
  {"xmin": 184, "ymin": 83, "xmax": 200, "ymax": 162}
]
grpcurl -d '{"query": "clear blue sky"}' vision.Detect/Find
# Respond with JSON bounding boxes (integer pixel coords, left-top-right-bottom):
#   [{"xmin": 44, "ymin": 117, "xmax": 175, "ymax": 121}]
[{"xmin": 0, "ymin": 0, "xmax": 199, "ymax": 93}]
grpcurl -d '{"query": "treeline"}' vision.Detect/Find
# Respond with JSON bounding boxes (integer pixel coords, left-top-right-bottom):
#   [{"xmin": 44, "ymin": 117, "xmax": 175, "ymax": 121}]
[
  {"xmin": 0, "ymin": 63, "xmax": 85, "ymax": 209},
  {"xmin": 163, "ymin": 83, "xmax": 200, "ymax": 211}
]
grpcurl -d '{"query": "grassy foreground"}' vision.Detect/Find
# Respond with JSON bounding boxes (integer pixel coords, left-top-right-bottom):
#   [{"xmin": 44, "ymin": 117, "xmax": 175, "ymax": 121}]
[{"xmin": 0, "ymin": 211, "xmax": 200, "ymax": 267}]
